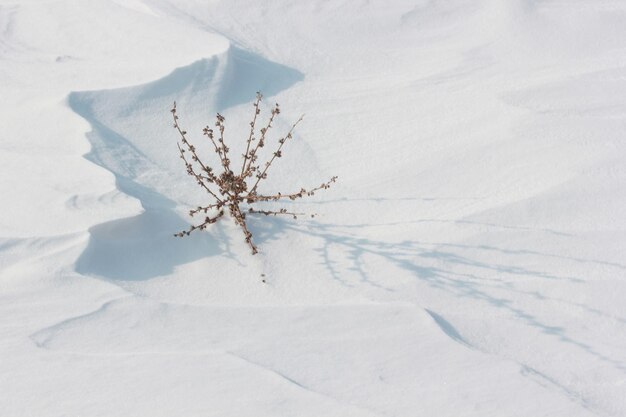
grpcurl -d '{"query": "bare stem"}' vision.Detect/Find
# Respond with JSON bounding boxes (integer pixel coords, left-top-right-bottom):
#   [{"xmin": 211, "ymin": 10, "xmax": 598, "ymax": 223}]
[
  {"xmin": 248, "ymin": 207, "xmax": 308, "ymax": 219},
  {"xmin": 174, "ymin": 210, "xmax": 225, "ymax": 237},
  {"xmin": 177, "ymin": 141, "xmax": 224, "ymax": 204},
  {"xmin": 249, "ymin": 176, "xmax": 338, "ymax": 202},
  {"xmin": 242, "ymin": 102, "xmax": 281, "ymax": 178},
  {"xmin": 230, "ymin": 204, "xmax": 258, "ymax": 254},
  {"xmin": 241, "ymin": 92, "xmax": 262, "ymax": 176},
  {"xmin": 248, "ymin": 115, "xmax": 304, "ymax": 195}
]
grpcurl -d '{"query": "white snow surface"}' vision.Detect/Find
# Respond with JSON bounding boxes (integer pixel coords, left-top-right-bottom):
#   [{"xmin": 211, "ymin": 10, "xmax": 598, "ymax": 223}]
[{"xmin": 2, "ymin": 0, "xmax": 626, "ymax": 416}]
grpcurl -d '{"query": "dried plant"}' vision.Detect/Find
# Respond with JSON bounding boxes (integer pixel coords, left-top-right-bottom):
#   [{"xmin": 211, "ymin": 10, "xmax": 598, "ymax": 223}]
[{"xmin": 171, "ymin": 92, "xmax": 337, "ymax": 254}]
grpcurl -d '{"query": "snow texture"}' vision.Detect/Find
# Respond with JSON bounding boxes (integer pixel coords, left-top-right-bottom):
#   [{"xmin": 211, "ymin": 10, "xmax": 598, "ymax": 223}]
[{"xmin": 1, "ymin": 0, "xmax": 626, "ymax": 416}]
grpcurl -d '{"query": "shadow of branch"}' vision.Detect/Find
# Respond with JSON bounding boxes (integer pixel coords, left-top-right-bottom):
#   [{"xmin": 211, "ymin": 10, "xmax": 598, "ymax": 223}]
[{"xmin": 249, "ymin": 216, "xmax": 626, "ymax": 373}]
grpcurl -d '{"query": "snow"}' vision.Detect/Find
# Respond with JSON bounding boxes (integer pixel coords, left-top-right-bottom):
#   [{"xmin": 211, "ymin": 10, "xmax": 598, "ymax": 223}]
[{"xmin": 1, "ymin": 0, "xmax": 626, "ymax": 416}]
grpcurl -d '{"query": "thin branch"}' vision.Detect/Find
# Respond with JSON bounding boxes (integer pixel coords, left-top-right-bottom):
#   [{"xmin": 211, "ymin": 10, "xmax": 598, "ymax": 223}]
[
  {"xmin": 202, "ymin": 124, "xmax": 227, "ymax": 168},
  {"xmin": 242, "ymin": 102, "xmax": 281, "ymax": 178},
  {"xmin": 189, "ymin": 203, "xmax": 222, "ymax": 217},
  {"xmin": 248, "ymin": 207, "xmax": 309, "ymax": 220},
  {"xmin": 174, "ymin": 210, "xmax": 225, "ymax": 237},
  {"xmin": 241, "ymin": 92, "xmax": 262, "ymax": 176},
  {"xmin": 230, "ymin": 204, "xmax": 257, "ymax": 254},
  {"xmin": 177, "ymin": 142, "xmax": 223, "ymax": 203},
  {"xmin": 249, "ymin": 176, "xmax": 338, "ymax": 202},
  {"xmin": 215, "ymin": 113, "xmax": 231, "ymax": 170},
  {"xmin": 248, "ymin": 115, "xmax": 304, "ymax": 195}
]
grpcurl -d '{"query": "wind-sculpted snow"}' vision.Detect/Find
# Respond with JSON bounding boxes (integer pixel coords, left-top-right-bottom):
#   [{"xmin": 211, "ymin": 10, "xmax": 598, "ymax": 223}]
[
  {"xmin": 69, "ymin": 45, "xmax": 303, "ymax": 280},
  {"xmin": 2, "ymin": 0, "xmax": 626, "ymax": 416},
  {"xmin": 30, "ymin": 299, "xmax": 592, "ymax": 416}
]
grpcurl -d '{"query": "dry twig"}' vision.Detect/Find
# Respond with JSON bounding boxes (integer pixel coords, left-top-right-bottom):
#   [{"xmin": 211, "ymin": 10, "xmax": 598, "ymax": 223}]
[{"xmin": 172, "ymin": 92, "xmax": 337, "ymax": 254}]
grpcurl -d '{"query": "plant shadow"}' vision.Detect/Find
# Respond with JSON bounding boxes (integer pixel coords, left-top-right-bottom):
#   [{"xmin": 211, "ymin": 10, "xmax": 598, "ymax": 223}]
[{"xmin": 247, "ymin": 214, "xmax": 626, "ymax": 373}]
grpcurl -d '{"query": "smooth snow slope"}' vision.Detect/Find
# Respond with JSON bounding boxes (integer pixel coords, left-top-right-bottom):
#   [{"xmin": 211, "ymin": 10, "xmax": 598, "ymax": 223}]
[{"xmin": 1, "ymin": 0, "xmax": 626, "ymax": 416}]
